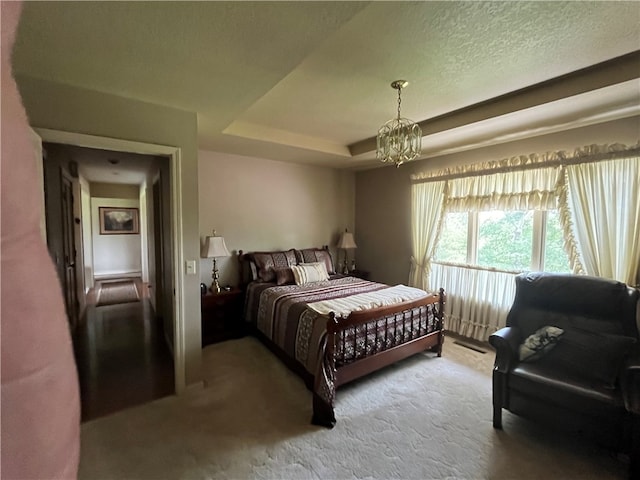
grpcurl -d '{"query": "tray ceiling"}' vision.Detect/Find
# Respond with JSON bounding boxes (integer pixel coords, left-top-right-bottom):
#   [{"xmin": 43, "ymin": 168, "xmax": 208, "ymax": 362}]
[{"xmin": 13, "ymin": 1, "xmax": 640, "ymax": 171}]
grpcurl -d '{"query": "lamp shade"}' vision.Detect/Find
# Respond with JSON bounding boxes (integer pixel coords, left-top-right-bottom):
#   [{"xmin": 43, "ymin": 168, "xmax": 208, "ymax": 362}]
[
  {"xmin": 202, "ymin": 235, "xmax": 231, "ymax": 258},
  {"xmin": 337, "ymin": 231, "xmax": 357, "ymax": 249}
]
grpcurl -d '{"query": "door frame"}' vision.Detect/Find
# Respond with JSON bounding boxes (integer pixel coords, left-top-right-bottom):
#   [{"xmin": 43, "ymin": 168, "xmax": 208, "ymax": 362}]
[{"xmin": 35, "ymin": 128, "xmax": 187, "ymax": 394}]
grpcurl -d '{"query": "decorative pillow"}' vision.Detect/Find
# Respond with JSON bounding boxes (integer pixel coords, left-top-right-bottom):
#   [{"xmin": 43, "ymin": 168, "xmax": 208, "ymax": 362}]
[
  {"xmin": 539, "ymin": 329, "xmax": 637, "ymax": 389},
  {"xmin": 252, "ymin": 249, "xmax": 297, "ymax": 282},
  {"xmin": 295, "ymin": 248, "xmax": 336, "ymax": 275},
  {"xmin": 519, "ymin": 326, "xmax": 564, "ymax": 362},
  {"xmin": 274, "ymin": 267, "xmax": 295, "ymax": 286},
  {"xmin": 291, "ymin": 262, "xmax": 329, "ymax": 285}
]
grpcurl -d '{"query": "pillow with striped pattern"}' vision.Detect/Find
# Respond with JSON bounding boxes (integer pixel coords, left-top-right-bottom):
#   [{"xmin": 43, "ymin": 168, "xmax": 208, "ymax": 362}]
[{"xmin": 291, "ymin": 262, "xmax": 329, "ymax": 285}]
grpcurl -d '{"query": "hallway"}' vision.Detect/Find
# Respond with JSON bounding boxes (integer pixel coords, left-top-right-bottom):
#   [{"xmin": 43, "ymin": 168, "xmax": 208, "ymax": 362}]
[{"xmin": 73, "ymin": 295, "xmax": 175, "ymax": 422}]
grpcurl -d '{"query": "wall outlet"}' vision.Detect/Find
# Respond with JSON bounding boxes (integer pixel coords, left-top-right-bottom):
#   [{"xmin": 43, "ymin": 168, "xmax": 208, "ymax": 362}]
[{"xmin": 185, "ymin": 260, "xmax": 197, "ymax": 275}]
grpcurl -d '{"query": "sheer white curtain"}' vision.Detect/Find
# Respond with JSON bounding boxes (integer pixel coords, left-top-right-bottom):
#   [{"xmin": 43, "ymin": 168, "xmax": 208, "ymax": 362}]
[
  {"xmin": 412, "ymin": 145, "xmax": 640, "ymax": 342},
  {"xmin": 431, "ymin": 263, "xmax": 517, "ymax": 341},
  {"xmin": 409, "ymin": 181, "xmax": 446, "ymax": 290},
  {"xmin": 561, "ymin": 156, "xmax": 640, "ymax": 284}
]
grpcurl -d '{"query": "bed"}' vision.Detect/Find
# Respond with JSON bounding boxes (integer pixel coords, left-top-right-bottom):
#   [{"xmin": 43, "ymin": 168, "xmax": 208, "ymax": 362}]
[{"xmin": 238, "ymin": 247, "xmax": 445, "ymax": 428}]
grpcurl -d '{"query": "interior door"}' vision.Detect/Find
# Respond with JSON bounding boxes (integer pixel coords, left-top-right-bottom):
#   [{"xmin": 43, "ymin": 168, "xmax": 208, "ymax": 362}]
[
  {"xmin": 151, "ymin": 159, "xmax": 174, "ymax": 348},
  {"xmin": 61, "ymin": 171, "xmax": 79, "ymax": 326},
  {"xmin": 43, "ymin": 148, "xmax": 80, "ymax": 328},
  {"xmin": 152, "ymin": 176, "xmax": 165, "ymax": 321}
]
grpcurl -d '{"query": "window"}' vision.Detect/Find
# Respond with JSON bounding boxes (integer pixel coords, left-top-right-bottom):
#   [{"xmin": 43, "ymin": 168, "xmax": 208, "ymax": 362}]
[
  {"xmin": 435, "ymin": 209, "xmax": 571, "ymax": 273},
  {"xmin": 434, "ymin": 212, "xmax": 468, "ymax": 264},
  {"xmin": 542, "ymin": 210, "xmax": 571, "ymax": 273},
  {"xmin": 477, "ymin": 210, "xmax": 533, "ymax": 271}
]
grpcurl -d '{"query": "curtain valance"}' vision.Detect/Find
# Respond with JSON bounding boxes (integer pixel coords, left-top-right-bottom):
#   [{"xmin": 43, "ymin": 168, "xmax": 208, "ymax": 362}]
[
  {"xmin": 411, "ymin": 143, "xmax": 640, "ymax": 183},
  {"xmin": 446, "ymin": 166, "xmax": 560, "ymax": 212}
]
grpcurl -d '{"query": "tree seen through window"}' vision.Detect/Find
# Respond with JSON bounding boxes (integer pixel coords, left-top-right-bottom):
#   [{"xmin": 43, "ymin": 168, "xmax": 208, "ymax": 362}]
[{"xmin": 435, "ymin": 209, "xmax": 571, "ymax": 273}]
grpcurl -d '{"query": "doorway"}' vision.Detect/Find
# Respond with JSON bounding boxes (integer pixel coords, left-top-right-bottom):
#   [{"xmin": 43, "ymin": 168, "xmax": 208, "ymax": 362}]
[
  {"xmin": 35, "ymin": 128, "xmax": 187, "ymax": 395},
  {"xmin": 41, "ymin": 139, "xmax": 177, "ymax": 420}
]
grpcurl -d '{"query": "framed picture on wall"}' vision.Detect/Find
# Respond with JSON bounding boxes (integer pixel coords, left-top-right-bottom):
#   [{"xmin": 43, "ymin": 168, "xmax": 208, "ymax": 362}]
[{"xmin": 99, "ymin": 207, "xmax": 139, "ymax": 235}]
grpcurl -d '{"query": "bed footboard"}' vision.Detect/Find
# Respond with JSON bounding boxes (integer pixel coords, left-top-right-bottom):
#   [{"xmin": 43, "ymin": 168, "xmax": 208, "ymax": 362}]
[{"xmin": 312, "ymin": 288, "xmax": 445, "ymax": 428}]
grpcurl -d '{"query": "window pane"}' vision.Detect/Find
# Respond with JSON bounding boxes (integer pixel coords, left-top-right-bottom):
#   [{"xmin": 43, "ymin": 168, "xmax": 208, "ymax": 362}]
[
  {"xmin": 435, "ymin": 212, "xmax": 468, "ymax": 263},
  {"xmin": 544, "ymin": 210, "xmax": 571, "ymax": 273},
  {"xmin": 477, "ymin": 211, "xmax": 533, "ymax": 271}
]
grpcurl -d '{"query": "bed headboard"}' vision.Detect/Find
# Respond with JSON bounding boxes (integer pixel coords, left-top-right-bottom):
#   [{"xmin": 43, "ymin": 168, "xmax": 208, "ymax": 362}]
[{"xmin": 238, "ymin": 246, "xmax": 333, "ymax": 287}]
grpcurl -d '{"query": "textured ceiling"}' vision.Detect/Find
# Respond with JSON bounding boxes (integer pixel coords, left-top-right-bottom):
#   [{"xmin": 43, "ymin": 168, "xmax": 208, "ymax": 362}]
[{"xmin": 12, "ymin": 1, "xmax": 640, "ymax": 174}]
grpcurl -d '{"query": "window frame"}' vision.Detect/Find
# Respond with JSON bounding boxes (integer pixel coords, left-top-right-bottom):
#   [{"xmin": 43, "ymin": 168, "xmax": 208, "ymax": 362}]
[{"xmin": 437, "ymin": 209, "xmax": 566, "ymax": 273}]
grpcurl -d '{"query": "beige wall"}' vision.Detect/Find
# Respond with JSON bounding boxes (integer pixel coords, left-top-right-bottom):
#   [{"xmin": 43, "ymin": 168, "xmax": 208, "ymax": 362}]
[
  {"xmin": 198, "ymin": 150, "xmax": 356, "ymax": 287},
  {"xmin": 90, "ymin": 182, "xmax": 140, "ymax": 199},
  {"xmin": 355, "ymin": 116, "xmax": 640, "ymax": 286},
  {"xmin": 17, "ymin": 75, "xmax": 202, "ymax": 387}
]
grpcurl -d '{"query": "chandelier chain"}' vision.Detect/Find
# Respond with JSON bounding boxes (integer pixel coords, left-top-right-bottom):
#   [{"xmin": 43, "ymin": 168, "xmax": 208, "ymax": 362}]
[{"xmin": 397, "ymin": 88, "xmax": 402, "ymax": 120}]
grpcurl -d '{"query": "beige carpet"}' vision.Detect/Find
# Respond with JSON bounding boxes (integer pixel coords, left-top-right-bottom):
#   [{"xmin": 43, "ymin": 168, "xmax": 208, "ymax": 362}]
[
  {"xmin": 79, "ymin": 337, "xmax": 627, "ymax": 479},
  {"xmin": 96, "ymin": 280, "xmax": 140, "ymax": 307}
]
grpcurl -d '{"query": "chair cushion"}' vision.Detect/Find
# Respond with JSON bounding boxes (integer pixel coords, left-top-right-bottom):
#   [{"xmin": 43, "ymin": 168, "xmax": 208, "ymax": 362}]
[
  {"xmin": 536, "ymin": 328, "xmax": 637, "ymax": 389},
  {"xmin": 510, "ymin": 362, "xmax": 623, "ymax": 409}
]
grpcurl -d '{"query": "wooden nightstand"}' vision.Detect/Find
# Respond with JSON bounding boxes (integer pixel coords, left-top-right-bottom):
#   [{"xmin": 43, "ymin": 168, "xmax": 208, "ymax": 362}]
[{"xmin": 201, "ymin": 287, "xmax": 244, "ymax": 346}]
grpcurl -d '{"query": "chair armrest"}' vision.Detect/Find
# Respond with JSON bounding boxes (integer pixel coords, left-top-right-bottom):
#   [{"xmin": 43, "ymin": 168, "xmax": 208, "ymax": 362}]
[
  {"xmin": 621, "ymin": 349, "xmax": 640, "ymax": 414},
  {"xmin": 489, "ymin": 327, "xmax": 522, "ymax": 373}
]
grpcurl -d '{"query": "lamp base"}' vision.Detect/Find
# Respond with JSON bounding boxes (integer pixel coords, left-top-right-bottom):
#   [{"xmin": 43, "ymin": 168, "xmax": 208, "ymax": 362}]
[
  {"xmin": 210, "ymin": 280, "xmax": 222, "ymax": 294},
  {"xmin": 211, "ymin": 258, "xmax": 221, "ymax": 294},
  {"xmin": 342, "ymin": 259, "xmax": 349, "ymax": 275}
]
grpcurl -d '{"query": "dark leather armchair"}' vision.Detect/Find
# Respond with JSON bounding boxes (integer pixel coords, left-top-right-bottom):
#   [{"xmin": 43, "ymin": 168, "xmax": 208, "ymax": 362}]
[{"xmin": 489, "ymin": 272, "xmax": 639, "ymax": 476}]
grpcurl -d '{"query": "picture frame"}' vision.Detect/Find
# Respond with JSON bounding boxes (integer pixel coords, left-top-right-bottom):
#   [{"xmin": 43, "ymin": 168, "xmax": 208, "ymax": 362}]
[{"xmin": 99, "ymin": 207, "xmax": 139, "ymax": 235}]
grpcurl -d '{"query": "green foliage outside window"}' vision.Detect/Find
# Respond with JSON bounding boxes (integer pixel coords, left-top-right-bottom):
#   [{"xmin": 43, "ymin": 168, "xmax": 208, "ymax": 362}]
[
  {"xmin": 543, "ymin": 210, "xmax": 571, "ymax": 273},
  {"xmin": 477, "ymin": 211, "xmax": 532, "ymax": 271},
  {"xmin": 435, "ymin": 212, "xmax": 467, "ymax": 263},
  {"xmin": 434, "ymin": 209, "xmax": 571, "ymax": 273}
]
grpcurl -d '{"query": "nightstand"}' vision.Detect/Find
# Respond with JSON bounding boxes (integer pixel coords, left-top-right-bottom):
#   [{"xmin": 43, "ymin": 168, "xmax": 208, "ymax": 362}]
[
  {"xmin": 201, "ymin": 287, "xmax": 244, "ymax": 346},
  {"xmin": 350, "ymin": 269, "xmax": 370, "ymax": 280}
]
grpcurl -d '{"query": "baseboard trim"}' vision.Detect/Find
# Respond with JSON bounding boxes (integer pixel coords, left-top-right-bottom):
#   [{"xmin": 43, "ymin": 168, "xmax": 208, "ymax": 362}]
[
  {"xmin": 95, "ymin": 272, "xmax": 142, "ymax": 281},
  {"xmin": 453, "ymin": 340, "xmax": 488, "ymax": 354}
]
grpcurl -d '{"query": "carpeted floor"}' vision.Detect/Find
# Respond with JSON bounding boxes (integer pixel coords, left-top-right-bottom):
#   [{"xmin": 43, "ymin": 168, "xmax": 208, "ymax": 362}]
[
  {"xmin": 78, "ymin": 337, "xmax": 627, "ymax": 479},
  {"xmin": 96, "ymin": 280, "xmax": 140, "ymax": 307}
]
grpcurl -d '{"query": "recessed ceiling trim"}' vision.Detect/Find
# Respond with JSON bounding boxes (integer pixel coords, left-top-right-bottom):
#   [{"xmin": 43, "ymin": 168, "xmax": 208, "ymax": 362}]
[
  {"xmin": 349, "ymin": 50, "xmax": 640, "ymax": 156},
  {"xmin": 223, "ymin": 120, "xmax": 351, "ymax": 157},
  {"xmin": 421, "ymin": 104, "xmax": 640, "ymax": 160}
]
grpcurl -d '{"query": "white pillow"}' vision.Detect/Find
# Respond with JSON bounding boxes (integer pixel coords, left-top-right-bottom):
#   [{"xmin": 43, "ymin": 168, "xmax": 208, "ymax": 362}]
[
  {"xmin": 519, "ymin": 326, "xmax": 564, "ymax": 362},
  {"xmin": 291, "ymin": 262, "xmax": 329, "ymax": 285}
]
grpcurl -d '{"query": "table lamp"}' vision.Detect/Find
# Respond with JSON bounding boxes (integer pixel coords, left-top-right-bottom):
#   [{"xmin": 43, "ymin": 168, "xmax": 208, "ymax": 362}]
[
  {"xmin": 202, "ymin": 230, "xmax": 231, "ymax": 293},
  {"xmin": 336, "ymin": 229, "xmax": 357, "ymax": 275}
]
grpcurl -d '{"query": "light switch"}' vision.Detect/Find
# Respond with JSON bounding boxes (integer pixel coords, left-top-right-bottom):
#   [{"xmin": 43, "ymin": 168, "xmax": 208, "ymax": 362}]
[{"xmin": 185, "ymin": 260, "xmax": 197, "ymax": 275}]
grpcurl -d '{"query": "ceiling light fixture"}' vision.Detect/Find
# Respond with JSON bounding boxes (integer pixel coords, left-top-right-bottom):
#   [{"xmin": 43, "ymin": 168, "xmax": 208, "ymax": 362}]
[{"xmin": 376, "ymin": 80, "xmax": 422, "ymax": 168}]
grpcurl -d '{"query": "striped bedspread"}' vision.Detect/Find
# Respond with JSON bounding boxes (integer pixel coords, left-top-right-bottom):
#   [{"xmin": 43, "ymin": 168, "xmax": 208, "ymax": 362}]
[
  {"xmin": 307, "ymin": 284, "xmax": 428, "ymax": 317},
  {"xmin": 244, "ymin": 276, "xmax": 439, "ymax": 416},
  {"xmin": 245, "ymin": 277, "xmax": 429, "ymax": 376}
]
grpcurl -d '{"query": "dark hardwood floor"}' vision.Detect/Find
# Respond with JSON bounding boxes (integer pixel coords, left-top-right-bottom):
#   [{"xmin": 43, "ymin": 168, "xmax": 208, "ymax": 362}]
[{"xmin": 72, "ymin": 297, "xmax": 175, "ymax": 422}]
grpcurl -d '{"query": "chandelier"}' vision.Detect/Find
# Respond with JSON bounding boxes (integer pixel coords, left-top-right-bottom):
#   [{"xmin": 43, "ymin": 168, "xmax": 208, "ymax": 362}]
[{"xmin": 376, "ymin": 80, "xmax": 422, "ymax": 167}]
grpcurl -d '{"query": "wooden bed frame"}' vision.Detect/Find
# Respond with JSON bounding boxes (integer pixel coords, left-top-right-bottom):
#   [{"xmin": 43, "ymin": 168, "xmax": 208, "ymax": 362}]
[{"xmin": 238, "ymin": 248, "xmax": 445, "ymax": 428}]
